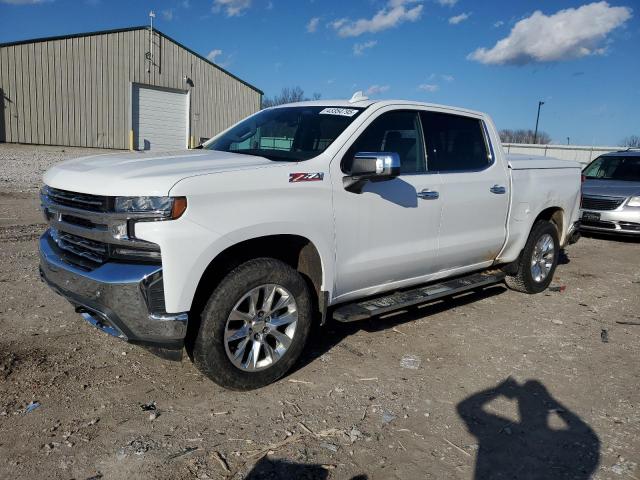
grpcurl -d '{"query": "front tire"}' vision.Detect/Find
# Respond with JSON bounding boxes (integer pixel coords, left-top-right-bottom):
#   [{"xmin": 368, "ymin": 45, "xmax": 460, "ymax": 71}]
[
  {"xmin": 192, "ymin": 258, "xmax": 313, "ymax": 390},
  {"xmin": 505, "ymin": 220, "xmax": 560, "ymax": 294}
]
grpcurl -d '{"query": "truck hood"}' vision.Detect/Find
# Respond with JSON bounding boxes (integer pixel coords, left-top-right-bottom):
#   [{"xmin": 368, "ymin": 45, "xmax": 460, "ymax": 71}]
[
  {"xmin": 43, "ymin": 149, "xmax": 282, "ymax": 196},
  {"xmin": 507, "ymin": 153, "xmax": 581, "ymax": 170},
  {"xmin": 582, "ymin": 179, "xmax": 640, "ymax": 198}
]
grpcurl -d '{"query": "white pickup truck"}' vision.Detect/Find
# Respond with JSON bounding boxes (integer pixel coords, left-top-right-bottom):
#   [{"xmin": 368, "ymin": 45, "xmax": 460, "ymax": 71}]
[{"xmin": 39, "ymin": 96, "xmax": 582, "ymax": 390}]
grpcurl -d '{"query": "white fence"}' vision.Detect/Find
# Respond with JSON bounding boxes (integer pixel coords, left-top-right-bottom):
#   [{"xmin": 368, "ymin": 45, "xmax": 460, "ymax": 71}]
[{"xmin": 502, "ymin": 143, "xmax": 621, "ymax": 165}]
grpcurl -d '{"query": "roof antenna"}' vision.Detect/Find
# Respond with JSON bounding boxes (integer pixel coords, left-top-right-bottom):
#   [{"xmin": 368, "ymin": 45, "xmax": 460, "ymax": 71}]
[
  {"xmin": 349, "ymin": 91, "xmax": 368, "ymax": 103},
  {"xmin": 147, "ymin": 10, "xmax": 155, "ymax": 73}
]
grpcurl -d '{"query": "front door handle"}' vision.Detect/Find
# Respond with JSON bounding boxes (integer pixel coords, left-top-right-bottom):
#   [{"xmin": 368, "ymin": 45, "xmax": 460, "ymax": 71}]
[
  {"xmin": 417, "ymin": 189, "xmax": 439, "ymax": 200},
  {"xmin": 490, "ymin": 185, "xmax": 507, "ymax": 194}
]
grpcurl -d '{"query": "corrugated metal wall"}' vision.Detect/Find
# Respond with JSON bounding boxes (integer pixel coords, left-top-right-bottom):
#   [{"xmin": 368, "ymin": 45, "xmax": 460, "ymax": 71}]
[
  {"xmin": 502, "ymin": 143, "xmax": 620, "ymax": 165},
  {"xmin": 0, "ymin": 27, "xmax": 262, "ymax": 149}
]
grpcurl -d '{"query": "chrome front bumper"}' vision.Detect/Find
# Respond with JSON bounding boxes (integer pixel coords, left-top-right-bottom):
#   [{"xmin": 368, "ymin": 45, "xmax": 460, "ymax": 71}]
[
  {"xmin": 39, "ymin": 232, "xmax": 188, "ymax": 348},
  {"xmin": 580, "ymin": 208, "xmax": 640, "ymax": 235}
]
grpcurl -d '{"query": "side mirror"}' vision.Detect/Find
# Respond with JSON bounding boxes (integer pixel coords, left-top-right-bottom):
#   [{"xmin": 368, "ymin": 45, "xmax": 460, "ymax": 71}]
[{"xmin": 344, "ymin": 152, "xmax": 400, "ymax": 193}]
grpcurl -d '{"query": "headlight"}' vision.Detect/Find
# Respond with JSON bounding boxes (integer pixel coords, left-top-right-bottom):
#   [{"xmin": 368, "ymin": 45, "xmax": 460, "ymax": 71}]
[
  {"xmin": 627, "ymin": 196, "xmax": 640, "ymax": 207},
  {"xmin": 114, "ymin": 196, "xmax": 187, "ymax": 219}
]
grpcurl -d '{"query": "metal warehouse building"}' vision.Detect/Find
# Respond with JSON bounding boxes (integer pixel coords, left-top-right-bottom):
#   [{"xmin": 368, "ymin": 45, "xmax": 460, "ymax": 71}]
[{"xmin": 0, "ymin": 26, "xmax": 262, "ymax": 150}]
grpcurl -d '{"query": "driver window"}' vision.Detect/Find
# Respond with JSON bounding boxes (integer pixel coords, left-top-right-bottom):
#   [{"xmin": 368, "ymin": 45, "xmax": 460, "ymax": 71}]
[{"xmin": 343, "ymin": 111, "xmax": 426, "ymax": 174}]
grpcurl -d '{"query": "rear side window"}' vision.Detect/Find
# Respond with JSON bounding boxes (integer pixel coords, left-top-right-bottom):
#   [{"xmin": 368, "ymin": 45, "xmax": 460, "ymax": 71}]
[
  {"xmin": 343, "ymin": 111, "xmax": 426, "ymax": 174},
  {"xmin": 420, "ymin": 111, "xmax": 490, "ymax": 172}
]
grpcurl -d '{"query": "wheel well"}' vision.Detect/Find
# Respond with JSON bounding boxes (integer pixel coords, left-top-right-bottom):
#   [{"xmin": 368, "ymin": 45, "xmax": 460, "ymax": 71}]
[
  {"xmin": 503, "ymin": 207, "xmax": 565, "ymax": 276},
  {"xmin": 535, "ymin": 207, "xmax": 564, "ymax": 242},
  {"xmin": 186, "ymin": 235, "xmax": 324, "ymax": 349}
]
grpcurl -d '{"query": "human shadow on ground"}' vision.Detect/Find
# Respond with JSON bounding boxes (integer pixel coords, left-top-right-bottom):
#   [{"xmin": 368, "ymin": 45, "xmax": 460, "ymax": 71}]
[
  {"xmin": 244, "ymin": 456, "xmax": 368, "ymax": 479},
  {"xmin": 457, "ymin": 378, "xmax": 600, "ymax": 480}
]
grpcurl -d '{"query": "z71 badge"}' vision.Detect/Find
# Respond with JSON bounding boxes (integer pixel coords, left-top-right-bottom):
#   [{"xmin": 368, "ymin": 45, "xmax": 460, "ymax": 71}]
[{"xmin": 289, "ymin": 172, "xmax": 324, "ymax": 183}]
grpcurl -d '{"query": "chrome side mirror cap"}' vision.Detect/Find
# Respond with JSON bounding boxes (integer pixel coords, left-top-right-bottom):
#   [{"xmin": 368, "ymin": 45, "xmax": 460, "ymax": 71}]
[
  {"xmin": 344, "ymin": 152, "xmax": 401, "ymax": 193},
  {"xmin": 351, "ymin": 152, "xmax": 401, "ymax": 177}
]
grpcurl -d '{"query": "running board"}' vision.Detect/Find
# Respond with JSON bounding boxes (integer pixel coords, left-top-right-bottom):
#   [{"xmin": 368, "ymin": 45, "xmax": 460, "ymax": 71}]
[{"xmin": 333, "ymin": 271, "xmax": 505, "ymax": 323}]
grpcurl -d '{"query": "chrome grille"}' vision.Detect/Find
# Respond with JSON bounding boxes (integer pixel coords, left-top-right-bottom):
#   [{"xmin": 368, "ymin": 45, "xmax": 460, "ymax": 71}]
[
  {"xmin": 46, "ymin": 187, "xmax": 109, "ymax": 212},
  {"xmin": 50, "ymin": 228, "xmax": 108, "ymax": 265},
  {"xmin": 581, "ymin": 195, "xmax": 625, "ymax": 211}
]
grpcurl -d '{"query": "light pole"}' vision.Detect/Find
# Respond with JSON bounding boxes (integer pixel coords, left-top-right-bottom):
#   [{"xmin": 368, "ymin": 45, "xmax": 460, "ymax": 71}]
[{"xmin": 533, "ymin": 101, "xmax": 544, "ymax": 144}]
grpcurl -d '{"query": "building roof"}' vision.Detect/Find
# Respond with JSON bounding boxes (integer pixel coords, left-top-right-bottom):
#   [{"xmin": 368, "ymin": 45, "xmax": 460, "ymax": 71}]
[{"xmin": 0, "ymin": 25, "xmax": 263, "ymax": 95}]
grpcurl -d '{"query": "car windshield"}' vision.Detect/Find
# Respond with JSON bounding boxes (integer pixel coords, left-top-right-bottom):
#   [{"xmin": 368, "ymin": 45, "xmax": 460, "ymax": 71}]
[
  {"xmin": 206, "ymin": 106, "xmax": 364, "ymax": 161},
  {"xmin": 583, "ymin": 155, "xmax": 640, "ymax": 182}
]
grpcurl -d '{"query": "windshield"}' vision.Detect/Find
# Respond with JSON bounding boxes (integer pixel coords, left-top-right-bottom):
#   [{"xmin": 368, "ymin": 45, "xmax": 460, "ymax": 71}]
[
  {"xmin": 206, "ymin": 106, "xmax": 364, "ymax": 161},
  {"xmin": 583, "ymin": 155, "xmax": 640, "ymax": 181}
]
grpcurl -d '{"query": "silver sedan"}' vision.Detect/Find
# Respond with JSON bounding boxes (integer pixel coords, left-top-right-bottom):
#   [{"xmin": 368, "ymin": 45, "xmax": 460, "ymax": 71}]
[{"xmin": 580, "ymin": 150, "xmax": 640, "ymax": 235}]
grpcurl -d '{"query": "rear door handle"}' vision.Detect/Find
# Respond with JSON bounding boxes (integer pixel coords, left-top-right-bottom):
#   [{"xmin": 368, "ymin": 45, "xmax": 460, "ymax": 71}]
[
  {"xmin": 417, "ymin": 189, "xmax": 439, "ymax": 200},
  {"xmin": 490, "ymin": 185, "xmax": 506, "ymax": 194}
]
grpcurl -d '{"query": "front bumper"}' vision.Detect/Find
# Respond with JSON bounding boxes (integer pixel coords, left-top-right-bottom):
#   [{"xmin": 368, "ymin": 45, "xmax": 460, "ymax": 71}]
[
  {"xmin": 39, "ymin": 232, "xmax": 188, "ymax": 348},
  {"xmin": 580, "ymin": 208, "xmax": 640, "ymax": 235}
]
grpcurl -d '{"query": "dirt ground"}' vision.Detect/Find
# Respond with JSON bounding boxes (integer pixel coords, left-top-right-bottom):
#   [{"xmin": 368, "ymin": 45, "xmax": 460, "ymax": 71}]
[{"xmin": 0, "ymin": 144, "xmax": 638, "ymax": 480}]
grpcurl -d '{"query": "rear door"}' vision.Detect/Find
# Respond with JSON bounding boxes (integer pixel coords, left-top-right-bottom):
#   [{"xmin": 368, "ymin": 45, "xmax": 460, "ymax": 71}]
[{"xmin": 420, "ymin": 111, "xmax": 509, "ymax": 271}]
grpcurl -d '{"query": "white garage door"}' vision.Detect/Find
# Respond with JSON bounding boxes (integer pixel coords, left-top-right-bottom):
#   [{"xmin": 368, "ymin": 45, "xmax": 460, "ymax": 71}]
[{"xmin": 132, "ymin": 85, "xmax": 189, "ymax": 150}]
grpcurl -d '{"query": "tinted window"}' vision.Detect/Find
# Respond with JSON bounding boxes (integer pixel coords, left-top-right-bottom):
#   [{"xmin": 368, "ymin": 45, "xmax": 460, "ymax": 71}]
[
  {"xmin": 583, "ymin": 156, "xmax": 640, "ymax": 181},
  {"xmin": 420, "ymin": 112, "xmax": 490, "ymax": 172},
  {"xmin": 207, "ymin": 106, "xmax": 364, "ymax": 161},
  {"xmin": 343, "ymin": 111, "xmax": 426, "ymax": 174}
]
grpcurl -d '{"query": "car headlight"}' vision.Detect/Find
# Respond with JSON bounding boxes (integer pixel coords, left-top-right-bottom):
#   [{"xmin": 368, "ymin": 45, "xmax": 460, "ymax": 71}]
[
  {"xmin": 114, "ymin": 196, "xmax": 187, "ymax": 219},
  {"xmin": 627, "ymin": 196, "xmax": 640, "ymax": 207}
]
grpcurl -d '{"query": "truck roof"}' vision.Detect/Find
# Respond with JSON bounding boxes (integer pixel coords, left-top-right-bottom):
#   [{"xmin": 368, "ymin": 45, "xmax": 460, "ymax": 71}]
[{"xmin": 269, "ymin": 99, "xmax": 486, "ymax": 118}]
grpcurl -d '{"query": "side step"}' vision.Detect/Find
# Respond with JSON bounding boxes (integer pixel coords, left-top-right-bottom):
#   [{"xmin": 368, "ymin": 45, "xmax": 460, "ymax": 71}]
[{"xmin": 333, "ymin": 271, "xmax": 505, "ymax": 322}]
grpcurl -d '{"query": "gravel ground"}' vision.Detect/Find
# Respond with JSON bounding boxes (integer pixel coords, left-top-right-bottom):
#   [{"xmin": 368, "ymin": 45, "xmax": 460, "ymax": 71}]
[
  {"xmin": 0, "ymin": 144, "xmax": 638, "ymax": 480},
  {"xmin": 0, "ymin": 143, "xmax": 114, "ymax": 193}
]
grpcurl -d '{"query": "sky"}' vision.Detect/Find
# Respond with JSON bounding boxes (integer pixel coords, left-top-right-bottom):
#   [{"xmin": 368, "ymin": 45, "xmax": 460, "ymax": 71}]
[{"xmin": 1, "ymin": 0, "xmax": 639, "ymax": 146}]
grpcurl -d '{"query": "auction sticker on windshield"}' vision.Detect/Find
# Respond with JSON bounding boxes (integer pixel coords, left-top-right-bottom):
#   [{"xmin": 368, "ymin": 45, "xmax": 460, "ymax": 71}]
[{"xmin": 319, "ymin": 108, "xmax": 359, "ymax": 117}]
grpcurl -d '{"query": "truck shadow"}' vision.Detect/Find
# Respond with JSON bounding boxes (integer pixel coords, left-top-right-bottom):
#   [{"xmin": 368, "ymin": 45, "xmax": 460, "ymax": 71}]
[
  {"xmin": 457, "ymin": 378, "xmax": 600, "ymax": 479},
  {"xmin": 295, "ymin": 285, "xmax": 507, "ymax": 373},
  {"xmin": 244, "ymin": 456, "xmax": 369, "ymax": 479}
]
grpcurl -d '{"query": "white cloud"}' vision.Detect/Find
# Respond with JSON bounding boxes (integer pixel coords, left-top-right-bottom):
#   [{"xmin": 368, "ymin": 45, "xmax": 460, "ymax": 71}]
[
  {"xmin": 330, "ymin": 0, "xmax": 423, "ymax": 38},
  {"xmin": 207, "ymin": 49, "xmax": 223, "ymax": 62},
  {"xmin": 162, "ymin": 8, "xmax": 174, "ymax": 20},
  {"xmin": 418, "ymin": 83, "xmax": 439, "ymax": 92},
  {"xmin": 181, "ymin": 0, "xmax": 190, "ymax": 7},
  {"xmin": 493, "ymin": 20, "xmax": 504, "ymax": 28},
  {"xmin": 365, "ymin": 84, "xmax": 390, "ymax": 96},
  {"xmin": 441, "ymin": 74, "xmax": 454, "ymax": 82},
  {"xmin": 307, "ymin": 17, "xmax": 320, "ymax": 33},
  {"xmin": 449, "ymin": 12, "xmax": 470, "ymax": 24},
  {"xmin": 212, "ymin": 0, "xmax": 251, "ymax": 17},
  {"xmin": 266, "ymin": 1, "xmax": 273, "ymax": 9},
  {"xmin": 436, "ymin": 0, "xmax": 457, "ymax": 6},
  {"xmin": 469, "ymin": 1, "xmax": 633, "ymax": 65},
  {"xmin": 353, "ymin": 40, "xmax": 378, "ymax": 56}
]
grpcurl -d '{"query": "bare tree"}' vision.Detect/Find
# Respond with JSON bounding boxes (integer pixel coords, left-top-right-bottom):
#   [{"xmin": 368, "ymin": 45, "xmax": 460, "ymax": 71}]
[
  {"xmin": 499, "ymin": 129, "xmax": 551, "ymax": 145},
  {"xmin": 620, "ymin": 135, "xmax": 640, "ymax": 148},
  {"xmin": 261, "ymin": 86, "xmax": 321, "ymax": 109}
]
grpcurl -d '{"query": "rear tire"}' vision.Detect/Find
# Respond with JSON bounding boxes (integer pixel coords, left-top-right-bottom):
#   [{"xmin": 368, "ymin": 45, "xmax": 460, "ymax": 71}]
[
  {"xmin": 505, "ymin": 221, "xmax": 559, "ymax": 294},
  {"xmin": 192, "ymin": 258, "xmax": 312, "ymax": 390}
]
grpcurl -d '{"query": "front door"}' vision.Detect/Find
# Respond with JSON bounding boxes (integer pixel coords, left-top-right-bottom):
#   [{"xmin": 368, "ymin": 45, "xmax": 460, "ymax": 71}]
[{"xmin": 331, "ymin": 108, "xmax": 442, "ymax": 300}]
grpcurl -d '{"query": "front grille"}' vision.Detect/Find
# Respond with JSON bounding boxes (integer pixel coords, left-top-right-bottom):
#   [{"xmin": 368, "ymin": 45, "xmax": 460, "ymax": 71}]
[
  {"xmin": 51, "ymin": 228, "xmax": 108, "ymax": 265},
  {"xmin": 619, "ymin": 222, "xmax": 640, "ymax": 231},
  {"xmin": 46, "ymin": 187, "xmax": 109, "ymax": 212},
  {"xmin": 581, "ymin": 195, "xmax": 625, "ymax": 211},
  {"xmin": 581, "ymin": 220, "xmax": 616, "ymax": 230}
]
